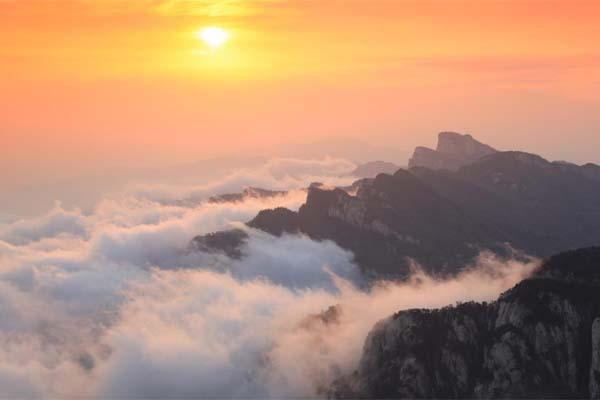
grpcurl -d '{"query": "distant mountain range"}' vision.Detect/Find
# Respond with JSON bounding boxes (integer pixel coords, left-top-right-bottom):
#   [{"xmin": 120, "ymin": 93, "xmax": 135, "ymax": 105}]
[
  {"xmin": 206, "ymin": 133, "xmax": 600, "ymax": 278},
  {"xmin": 331, "ymin": 247, "xmax": 600, "ymax": 399}
]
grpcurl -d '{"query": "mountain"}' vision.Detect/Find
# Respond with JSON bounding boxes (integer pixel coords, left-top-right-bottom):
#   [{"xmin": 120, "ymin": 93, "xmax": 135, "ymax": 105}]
[
  {"xmin": 349, "ymin": 161, "xmax": 401, "ymax": 178},
  {"xmin": 408, "ymin": 132, "xmax": 497, "ymax": 171},
  {"xmin": 192, "ymin": 133, "xmax": 600, "ymax": 279},
  {"xmin": 208, "ymin": 187, "xmax": 287, "ymax": 204},
  {"xmin": 248, "ymin": 149, "xmax": 600, "ymax": 278},
  {"xmin": 249, "ymin": 169, "xmax": 501, "ymax": 278},
  {"xmin": 330, "ymin": 247, "xmax": 600, "ymax": 399}
]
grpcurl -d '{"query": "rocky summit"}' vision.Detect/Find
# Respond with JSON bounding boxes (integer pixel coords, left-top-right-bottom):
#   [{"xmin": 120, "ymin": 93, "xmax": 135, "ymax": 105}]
[{"xmin": 409, "ymin": 131, "xmax": 498, "ymax": 171}]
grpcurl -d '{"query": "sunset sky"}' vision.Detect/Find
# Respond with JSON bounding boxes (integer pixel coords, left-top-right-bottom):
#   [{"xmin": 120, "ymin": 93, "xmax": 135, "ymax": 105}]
[{"xmin": 2, "ymin": 0, "xmax": 600, "ymax": 200}]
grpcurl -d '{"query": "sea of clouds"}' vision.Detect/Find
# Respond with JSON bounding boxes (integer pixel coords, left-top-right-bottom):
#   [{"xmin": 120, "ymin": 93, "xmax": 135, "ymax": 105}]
[{"xmin": 0, "ymin": 157, "xmax": 539, "ymax": 398}]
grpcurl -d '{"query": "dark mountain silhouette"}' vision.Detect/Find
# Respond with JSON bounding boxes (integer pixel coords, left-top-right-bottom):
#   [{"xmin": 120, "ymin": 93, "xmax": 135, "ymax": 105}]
[
  {"xmin": 190, "ymin": 229, "xmax": 249, "ymax": 259},
  {"xmin": 247, "ymin": 150, "xmax": 600, "ymax": 277},
  {"xmin": 193, "ymin": 133, "xmax": 600, "ymax": 279},
  {"xmin": 330, "ymin": 247, "xmax": 600, "ymax": 399},
  {"xmin": 249, "ymin": 169, "xmax": 501, "ymax": 278},
  {"xmin": 413, "ymin": 151, "xmax": 600, "ymax": 257},
  {"xmin": 409, "ymin": 132, "xmax": 497, "ymax": 171}
]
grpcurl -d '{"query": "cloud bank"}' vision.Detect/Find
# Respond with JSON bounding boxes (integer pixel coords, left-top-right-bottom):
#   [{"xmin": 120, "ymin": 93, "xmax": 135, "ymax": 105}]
[
  {"xmin": 0, "ymin": 157, "xmax": 539, "ymax": 398},
  {"xmin": 127, "ymin": 156, "xmax": 357, "ymax": 206}
]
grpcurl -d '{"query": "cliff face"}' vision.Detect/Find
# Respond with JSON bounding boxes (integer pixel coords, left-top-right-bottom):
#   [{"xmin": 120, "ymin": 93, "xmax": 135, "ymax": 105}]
[
  {"xmin": 408, "ymin": 132, "xmax": 498, "ymax": 171},
  {"xmin": 249, "ymin": 169, "xmax": 498, "ymax": 278},
  {"xmin": 331, "ymin": 248, "xmax": 600, "ymax": 399}
]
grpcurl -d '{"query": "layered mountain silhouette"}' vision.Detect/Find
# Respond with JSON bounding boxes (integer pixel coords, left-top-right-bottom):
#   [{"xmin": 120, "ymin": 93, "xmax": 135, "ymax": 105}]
[
  {"xmin": 193, "ymin": 132, "xmax": 600, "ymax": 279},
  {"xmin": 330, "ymin": 247, "xmax": 600, "ymax": 399}
]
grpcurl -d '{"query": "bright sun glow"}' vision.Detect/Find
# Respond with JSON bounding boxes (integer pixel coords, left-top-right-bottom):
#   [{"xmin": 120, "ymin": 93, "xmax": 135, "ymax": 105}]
[{"xmin": 198, "ymin": 27, "xmax": 229, "ymax": 49}]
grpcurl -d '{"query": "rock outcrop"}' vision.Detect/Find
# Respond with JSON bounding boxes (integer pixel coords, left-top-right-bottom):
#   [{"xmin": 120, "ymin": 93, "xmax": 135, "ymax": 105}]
[
  {"xmin": 248, "ymin": 207, "xmax": 300, "ymax": 237},
  {"xmin": 190, "ymin": 229, "xmax": 249, "ymax": 259},
  {"xmin": 408, "ymin": 132, "xmax": 497, "ymax": 170},
  {"xmin": 331, "ymin": 247, "xmax": 600, "ymax": 399}
]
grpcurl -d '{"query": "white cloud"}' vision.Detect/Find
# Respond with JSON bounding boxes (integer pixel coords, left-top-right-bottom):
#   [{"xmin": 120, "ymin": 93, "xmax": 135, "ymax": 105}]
[
  {"xmin": 0, "ymin": 202, "xmax": 87, "ymax": 246},
  {"xmin": 128, "ymin": 156, "xmax": 356, "ymax": 205},
  {"xmin": 0, "ymin": 157, "xmax": 539, "ymax": 397}
]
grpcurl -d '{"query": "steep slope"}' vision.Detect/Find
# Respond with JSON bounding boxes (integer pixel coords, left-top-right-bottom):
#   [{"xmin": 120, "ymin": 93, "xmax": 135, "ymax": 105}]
[{"xmin": 331, "ymin": 247, "xmax": 600, "ymax": 399}]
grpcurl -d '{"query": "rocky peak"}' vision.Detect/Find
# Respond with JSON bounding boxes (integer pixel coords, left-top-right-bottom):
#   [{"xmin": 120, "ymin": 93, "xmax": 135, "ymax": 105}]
[
  {"xmin": 409, "ymin": 132, "xmax": 498, "ymax": 171},
  {"xmin": 247, "ymin": 207, "xmax": 299, "ymax": 236},
  {"xmin": 437, "ymin": 132, "xmax": 497, "ymax": 159}
]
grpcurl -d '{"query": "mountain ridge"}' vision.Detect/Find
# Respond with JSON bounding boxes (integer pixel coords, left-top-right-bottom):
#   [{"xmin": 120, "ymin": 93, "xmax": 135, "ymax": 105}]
[{"xmin": 193, "ymin": 133, "xmax": 600, "ymax": 280}]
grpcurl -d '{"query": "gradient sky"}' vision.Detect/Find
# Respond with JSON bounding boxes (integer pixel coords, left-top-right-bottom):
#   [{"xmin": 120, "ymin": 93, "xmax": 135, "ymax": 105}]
[{"xmin": 2, "ymin": 0, "xmax": 600, "ymax": 190}]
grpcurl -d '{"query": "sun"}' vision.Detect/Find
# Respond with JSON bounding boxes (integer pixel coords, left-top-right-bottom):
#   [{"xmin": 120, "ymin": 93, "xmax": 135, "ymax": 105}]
[{"xmin": 198, "ymin": 27, "xmax": 229, "ymax": 49}]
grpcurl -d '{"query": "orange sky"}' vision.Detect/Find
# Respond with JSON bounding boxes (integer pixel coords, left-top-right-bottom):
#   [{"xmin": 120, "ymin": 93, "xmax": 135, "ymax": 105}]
[{"xmin": 2, "ymin": 0, "xmax": 600, "ymax": 188}]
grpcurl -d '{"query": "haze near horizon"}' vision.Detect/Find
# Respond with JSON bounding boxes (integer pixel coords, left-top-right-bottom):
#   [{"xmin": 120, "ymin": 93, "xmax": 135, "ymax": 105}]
[{"xmin": 2, "ymin": 0, "xmax": 600, "ymax": 200}]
